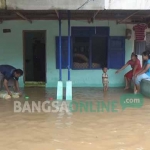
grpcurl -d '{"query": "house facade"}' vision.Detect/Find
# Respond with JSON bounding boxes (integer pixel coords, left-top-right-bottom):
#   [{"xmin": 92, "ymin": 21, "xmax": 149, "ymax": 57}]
[{"xmin": 0, "ymin": 20, "xmax": 141, "ymax": 87}]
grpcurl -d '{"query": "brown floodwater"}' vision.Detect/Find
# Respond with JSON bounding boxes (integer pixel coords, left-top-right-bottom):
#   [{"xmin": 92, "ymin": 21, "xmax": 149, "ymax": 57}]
[{"xmin": 0, "ymin": 87, "xmax": 150, "ymax": 150}]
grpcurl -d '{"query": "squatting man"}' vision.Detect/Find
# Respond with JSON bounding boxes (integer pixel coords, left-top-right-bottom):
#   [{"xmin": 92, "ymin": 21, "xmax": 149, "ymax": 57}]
[{"xmin": 0, "ymin": 65, "xmax": 23, "ymax": 96}]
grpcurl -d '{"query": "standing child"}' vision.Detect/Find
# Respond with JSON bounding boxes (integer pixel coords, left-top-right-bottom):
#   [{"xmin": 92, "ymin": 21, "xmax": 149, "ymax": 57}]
[{"xmin": 102, "ymin": 67, "xmax": 109, "ymax": 92}]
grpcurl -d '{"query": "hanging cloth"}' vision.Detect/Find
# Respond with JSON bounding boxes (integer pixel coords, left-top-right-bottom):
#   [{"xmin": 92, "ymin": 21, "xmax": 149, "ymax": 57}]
[{"xmin": 133, "ymin": 24, "xmax": 147, "ymax": 41}]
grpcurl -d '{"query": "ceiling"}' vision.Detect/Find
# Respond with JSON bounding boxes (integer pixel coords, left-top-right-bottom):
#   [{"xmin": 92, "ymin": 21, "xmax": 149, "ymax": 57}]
[{"xmin": 0, "ymin": 10, "xmax": 150, "ymax": 24}]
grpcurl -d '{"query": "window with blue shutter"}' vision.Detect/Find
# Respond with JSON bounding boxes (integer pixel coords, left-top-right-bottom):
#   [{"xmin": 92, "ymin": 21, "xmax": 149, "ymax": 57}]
[
  {"xmin": 108, "ymin": 36, "xmax": 125, "ymax": 69},
  {"xmin": 56, "ymin": 28, "xmax": 126, "ymax": 70},
  {"xmin": 56, "ymin": 36, "xmax": 71, "ymax": 69}
]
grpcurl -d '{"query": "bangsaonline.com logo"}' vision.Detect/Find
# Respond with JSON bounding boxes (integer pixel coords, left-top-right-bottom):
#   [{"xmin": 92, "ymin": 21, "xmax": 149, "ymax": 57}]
[{"xmin": 14, "ymin": 94, "xmax": 144, "ymax": 113}]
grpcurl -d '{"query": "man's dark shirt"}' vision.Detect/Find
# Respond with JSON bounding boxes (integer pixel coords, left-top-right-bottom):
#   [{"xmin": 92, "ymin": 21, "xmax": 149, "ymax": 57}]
[{"xmin": 0, "ymin": 65, "xmax": 18, "ymax": 81}]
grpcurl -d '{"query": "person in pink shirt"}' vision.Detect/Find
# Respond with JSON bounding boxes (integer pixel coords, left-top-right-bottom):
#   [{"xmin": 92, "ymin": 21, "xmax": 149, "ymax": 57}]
[{"xmin": 115, "ymin": 53, "xmax": 142, "ymax": 90}]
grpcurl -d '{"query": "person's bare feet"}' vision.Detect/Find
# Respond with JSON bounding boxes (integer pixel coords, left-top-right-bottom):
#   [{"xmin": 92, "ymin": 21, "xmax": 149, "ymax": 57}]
[
  {"xmin": 134, "ymin": 90, "xmax": 138, "ymax": 94},
  {"xmin": 124, "ymin": 87, "xmax": 129, "ymax": 90}
]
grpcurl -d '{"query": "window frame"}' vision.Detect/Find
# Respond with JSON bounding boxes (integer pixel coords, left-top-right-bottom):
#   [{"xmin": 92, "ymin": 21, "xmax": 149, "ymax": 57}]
[
  {"xmin": 55, "ymin": 27, "xmax": 125, "ymax": 70},
  {"xmin": 71, "ymin": 35, "xmax": 109, "ymax": 70}
]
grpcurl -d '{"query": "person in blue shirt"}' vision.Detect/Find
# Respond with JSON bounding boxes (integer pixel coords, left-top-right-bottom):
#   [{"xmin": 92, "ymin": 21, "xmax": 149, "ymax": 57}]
[
  {"xmin": 133, "ymin": 51, "xmax": 150, "ymax": 94},
  {"xmin": 0, "ymin": 65, "xmax": 23, "ymax": 96}
]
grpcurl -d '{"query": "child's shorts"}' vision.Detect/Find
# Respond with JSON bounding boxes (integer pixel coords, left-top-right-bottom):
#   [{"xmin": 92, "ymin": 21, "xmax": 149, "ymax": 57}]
[
  {"xmin": 102, "ymin": 79, "xmax": 109, "ymax": 87},
  {"xmin": 103, "ymin": 82, "xmax": 108, "ymax": 87}
]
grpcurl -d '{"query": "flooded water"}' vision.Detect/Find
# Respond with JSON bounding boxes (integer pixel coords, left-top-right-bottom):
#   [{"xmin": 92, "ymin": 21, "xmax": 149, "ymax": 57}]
[{"xmin": 0, "ymin": 87, "xmax": 150, "ymax": 150}]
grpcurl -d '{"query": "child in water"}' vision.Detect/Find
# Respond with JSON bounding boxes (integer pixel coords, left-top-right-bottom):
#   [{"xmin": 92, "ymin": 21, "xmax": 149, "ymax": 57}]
[{"xmin": 102, "ymin": 67, "xmax": 109, "ymax": 91}]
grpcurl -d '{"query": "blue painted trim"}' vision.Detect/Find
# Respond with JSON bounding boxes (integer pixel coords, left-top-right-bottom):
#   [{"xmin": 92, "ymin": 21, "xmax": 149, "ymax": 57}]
[
  {"xmin": 59, "ymin": 11, "xmax": 62, "ymax": 81},
  {"xmin": 68, "ymin": 10, "xmax": 71, "ymax": 80},
  {"xmin": 89, "ymin": 37, "xmax": 92, "ymax": 68},
  {"xmin": 72, "ymin": 68, "xmax": 102, "ymax": 70},
  {"xmin": 107, "ymin": 36, "xmax": 125, "ymax": 69}
]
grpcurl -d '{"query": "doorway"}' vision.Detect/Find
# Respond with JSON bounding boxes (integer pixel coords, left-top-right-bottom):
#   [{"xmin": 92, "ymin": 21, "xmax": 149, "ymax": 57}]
[{"xmin": 23, "ymin": 31, "xmax": 46, "ymax": 85}]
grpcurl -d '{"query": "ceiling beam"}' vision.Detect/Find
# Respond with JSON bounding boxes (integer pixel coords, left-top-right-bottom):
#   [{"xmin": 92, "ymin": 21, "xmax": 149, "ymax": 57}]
[
  {"xmin": 119, "ymin": 21, "xmax": 146, "ymax": 24},
  {"xmin": 117, "ymin": 11, "xmax": 140, "ymax": 24},
  {"xmin": 0, "ymin": 14, "xmax": 146, "ymax": 20},
  {"xmin": 88, "ymin": 10, "xmax": 100, "ymax": 23},
  {"xmin": 15, "ymin": 12, "xmax": 32, "ymax": 23},
  {"xmin": 0, "ymin": 17, "xmax": 139, "ymax": 21},
  {"xmin": 55, "ymin": 10, "xmax": 59, "ymax": 19}
]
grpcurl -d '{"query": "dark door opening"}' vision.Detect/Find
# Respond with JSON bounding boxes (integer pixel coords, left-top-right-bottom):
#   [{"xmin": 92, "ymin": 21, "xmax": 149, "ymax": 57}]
[
  {"xmin": 23, "ymin": 31, "xmax": 46, "ymax": 83},
  {"xmin": 91, "ymin": 37, "xmax": 108, "ymax": 68}
]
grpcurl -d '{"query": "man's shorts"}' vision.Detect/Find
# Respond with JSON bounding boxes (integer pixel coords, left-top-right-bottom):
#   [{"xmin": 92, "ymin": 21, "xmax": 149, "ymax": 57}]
[{"xmin": 0, "ymin": 72, "xmax": 15, "ymax": 90}]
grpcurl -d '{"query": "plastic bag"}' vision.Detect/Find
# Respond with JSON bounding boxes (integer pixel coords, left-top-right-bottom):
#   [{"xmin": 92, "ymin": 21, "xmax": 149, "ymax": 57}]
[{"xmin": 0, "ymin": 91, "xmax": 20, "ymax": 99}]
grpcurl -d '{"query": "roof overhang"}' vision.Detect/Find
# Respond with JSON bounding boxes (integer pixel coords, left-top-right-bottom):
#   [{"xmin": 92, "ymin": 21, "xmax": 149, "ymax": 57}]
[
  {"xmin": 6, "ymin": 0, "xmax": 105, "ymax": 10},
  {"xmin": 3, "ymin": 0, "xmax": 150, "ymax": 10}
]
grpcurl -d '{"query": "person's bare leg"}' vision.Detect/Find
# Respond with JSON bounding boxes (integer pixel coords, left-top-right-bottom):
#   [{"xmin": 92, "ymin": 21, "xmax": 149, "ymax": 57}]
[
  {"xmin": 103, "ymin": 85, "xmax": 107, "ymax": 92},
  {"xmin": 128, "ymin": 78, "xmax": 131, "ymax": 88},
  {"xmin": 134, "ymin": 84, "xmax": 137, "ymax": 93},
  {"xmin": 134, "ymin": 84, "xmax": 138, "ymax": 94},
  {"xmin": 124, "ymin": 77, "xmax": 129, "ymax": 90},
  {"xmin": 106, "ymin": 85, "xmax": 108, "ymax": 91},
  {"xmin": 132, "ymin": 76, "xmax": 136, "ymax": 94},
  {"xmin": 103, "ymin": 86, "xmax": 105, "ymax": 92},
  {"xmin": 134, "ymin": 75, "xmax": 141, "ymax": 94},
  {"xmin": 136, "ymin": 84, "xmax": 140, "ymax": 93}
]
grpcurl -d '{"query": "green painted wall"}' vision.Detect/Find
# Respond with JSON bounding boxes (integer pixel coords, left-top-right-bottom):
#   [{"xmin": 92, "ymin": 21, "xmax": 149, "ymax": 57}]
[{"xmin": 0, "ymin": 20, "xmax": 134, "ymax": 87}]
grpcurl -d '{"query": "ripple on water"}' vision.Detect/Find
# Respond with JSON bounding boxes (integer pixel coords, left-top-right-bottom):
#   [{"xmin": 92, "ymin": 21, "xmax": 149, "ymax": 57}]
[{"xmin": 65, "ymin": 122, "xmax": 73, "ymax": 126}]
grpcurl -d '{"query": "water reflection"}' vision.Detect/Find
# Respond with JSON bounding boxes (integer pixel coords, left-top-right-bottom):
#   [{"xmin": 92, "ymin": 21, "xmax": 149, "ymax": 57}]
[{"xmin": 0, "ymin": 87, "xmax": 150, "ymax": 150}]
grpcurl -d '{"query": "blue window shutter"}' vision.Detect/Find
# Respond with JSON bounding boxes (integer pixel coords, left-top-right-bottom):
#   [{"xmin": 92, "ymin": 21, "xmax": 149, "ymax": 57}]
[
  {"xmin": 56, "ymin": 36, "xmax": 72, "ymax": 69},
  {"xmin": 108, "ymin": 36, "xmax": 125, "ymax": 69}
]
